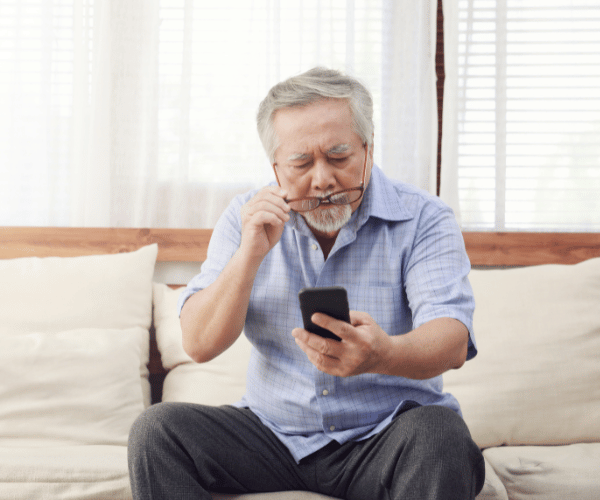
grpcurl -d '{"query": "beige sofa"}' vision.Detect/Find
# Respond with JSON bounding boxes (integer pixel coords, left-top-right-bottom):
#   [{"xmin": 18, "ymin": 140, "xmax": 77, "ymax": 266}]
[{"xmin": 1, "ymin": 227, "xmax": 599, "ymax": 500}]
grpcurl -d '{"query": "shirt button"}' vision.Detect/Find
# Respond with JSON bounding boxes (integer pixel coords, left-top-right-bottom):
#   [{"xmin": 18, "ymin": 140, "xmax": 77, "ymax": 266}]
[
  {"xmin": 311, "ymin": 243, "xmax": 318, "ymax": 250},
  {"xmin": 322, "ymin": 389, "xmax": 329, "ymax": 396},
  {"xmin": 329, "ymin": 425, "xmax": 336, "ymax": 431}
]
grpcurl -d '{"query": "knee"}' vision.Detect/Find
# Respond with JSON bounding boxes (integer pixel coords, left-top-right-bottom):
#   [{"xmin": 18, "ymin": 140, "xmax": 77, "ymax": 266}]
[
  {"xmin": 413, "ymin": 405, "xmax": 485, "ymax": 495},
  {"xmin": 403, "ymin": 405, "xmax": 481, "ymax": 462},
  {"xmin": 128, "ymin": 402, "xmax": 179, "ymax": 455},
  {"xmin": 388, "ymin": 405, "xmax": 485, "ymax": 498}
]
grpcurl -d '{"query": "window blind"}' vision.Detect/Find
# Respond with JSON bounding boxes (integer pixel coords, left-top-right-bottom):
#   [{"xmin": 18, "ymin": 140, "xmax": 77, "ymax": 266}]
[{"xmin": 456, "ymin": 0, "xmax": 600, "ymax": 231}]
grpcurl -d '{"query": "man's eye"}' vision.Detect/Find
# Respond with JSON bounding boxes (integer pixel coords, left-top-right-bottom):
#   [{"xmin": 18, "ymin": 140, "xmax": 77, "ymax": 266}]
[{"xmin": 292, "ymin": 162, "xmax": 311, "ymax": 169}]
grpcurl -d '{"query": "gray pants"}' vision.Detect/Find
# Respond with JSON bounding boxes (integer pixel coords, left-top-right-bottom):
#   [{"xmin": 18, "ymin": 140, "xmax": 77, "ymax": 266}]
[{"xmin": 128, "ymin": 403, "xmax": 484, "ymax": 500}]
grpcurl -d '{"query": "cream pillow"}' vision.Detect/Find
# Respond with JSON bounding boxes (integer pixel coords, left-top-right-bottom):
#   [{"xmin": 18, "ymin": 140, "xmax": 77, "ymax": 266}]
[
  {"xmin": 153, "ymin": 283, "xmax": 252, "ymax": 405},
  {"xmin": 444, "ymin": 256, "xmax": 600, "ymax": 448},
  {"xmin": 0, "ymin": 244, "xmax": 157, "ymax": 335},
  {"xmin": 0, "ymin": 244, "xmax": 157, "ymax": 406},
  {"xmin": 0, "ymin": 328, "xmax": 146, "ymax": 446},
  {"xmin": 153, "ymin": 282, "xmax": 194, "ymax": 370}
]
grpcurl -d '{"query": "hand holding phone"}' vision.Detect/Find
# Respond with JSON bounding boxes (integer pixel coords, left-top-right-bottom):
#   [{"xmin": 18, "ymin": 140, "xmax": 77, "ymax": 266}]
[{"xmin": 298, "ymin": 286, "xmax": 350, "ymax": 341}]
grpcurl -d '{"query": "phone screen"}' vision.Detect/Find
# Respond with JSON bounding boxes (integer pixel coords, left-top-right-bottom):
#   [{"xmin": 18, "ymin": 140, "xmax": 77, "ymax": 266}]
[{"xmin": 298, "ymin": 286, "xmax": 350, "ymax": 341}]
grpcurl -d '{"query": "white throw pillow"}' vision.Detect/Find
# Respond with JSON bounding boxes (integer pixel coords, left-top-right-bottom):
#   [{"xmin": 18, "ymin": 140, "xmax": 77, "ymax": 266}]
[
  {"xmin": 444, "ymin": 256, "xmax": 600, "ymax": 448},
  {"xmin": 153, "ymin": 283, "xmax": 252, "ymax": 405},
  {"xmin": 0, "ymin": 244, "xmax": 157, "ymax": 335},
  {"xmin": 0, "ymin": 244, "xmax": 157, "ymax": 406},
  {"xmin": 153, "ymin": 282, "xmax": 194, "ymax": 370},
  {"xmin": 0, "ymin": 328, "xmax": 146, "ymax": 446}
]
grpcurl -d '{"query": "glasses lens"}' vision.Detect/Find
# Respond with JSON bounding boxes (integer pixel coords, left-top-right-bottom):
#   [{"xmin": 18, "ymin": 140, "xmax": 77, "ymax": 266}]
[
  {"xmin": 329, "ymin": 189, "xmax": 363, "ymax": 205},
  {"xmin": 287, "ymin": 188, "xmax": 363, "ymax": 212},
  {"xmin": 287, "ymin": 198, "xmax": 320, "ymax": 212}
]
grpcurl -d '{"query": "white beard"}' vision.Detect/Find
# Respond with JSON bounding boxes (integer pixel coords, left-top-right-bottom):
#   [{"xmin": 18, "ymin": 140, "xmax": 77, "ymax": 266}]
[{"xmin": 302, "ymin": 203, "xmax": 352, "ymax": 234}]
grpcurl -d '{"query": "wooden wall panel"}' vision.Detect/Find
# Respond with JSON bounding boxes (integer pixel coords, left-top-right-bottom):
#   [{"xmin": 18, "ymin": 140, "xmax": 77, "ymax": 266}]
[
  {"xmin": 463, "ymin": 232, "xmax": 600, "ymax": 267},
  {"xmin": 3, "ymin": 227, "xmax": 600, "ymax": 267},
  {"xmin": 0, "ymin": 227, "xmax": 212, "ymax": 262}
]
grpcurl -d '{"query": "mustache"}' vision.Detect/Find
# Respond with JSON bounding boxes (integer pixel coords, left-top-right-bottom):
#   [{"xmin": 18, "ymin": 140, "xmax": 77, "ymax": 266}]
[{"xmin": 315, "ymin": 191, "xmax": 335, "ymax": 203}]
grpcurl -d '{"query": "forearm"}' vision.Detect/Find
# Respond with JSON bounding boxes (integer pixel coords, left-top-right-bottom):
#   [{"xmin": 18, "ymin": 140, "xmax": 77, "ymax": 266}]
[
  {"xmin": 180, "ymin": 248, "xmax": 261, "ymax": 363},
  {"xmin": 180, "ymin": 186, "xmax": 289, "ymax": 363},
  {"xmin": 379, "ymin": 318, "xmax": 469, "ymax": 379}
]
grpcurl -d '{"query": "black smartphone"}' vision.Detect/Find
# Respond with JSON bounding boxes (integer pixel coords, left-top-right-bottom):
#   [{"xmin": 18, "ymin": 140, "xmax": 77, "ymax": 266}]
[{"xmin": 298, "ymin": 286, "xmax": 350, "ymax": 341}]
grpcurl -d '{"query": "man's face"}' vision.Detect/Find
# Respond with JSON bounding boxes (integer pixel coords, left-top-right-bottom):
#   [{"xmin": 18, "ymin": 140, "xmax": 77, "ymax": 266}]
[{"xmin": 272, "ymin": 98, "xmax": 371, "ymax": 235}]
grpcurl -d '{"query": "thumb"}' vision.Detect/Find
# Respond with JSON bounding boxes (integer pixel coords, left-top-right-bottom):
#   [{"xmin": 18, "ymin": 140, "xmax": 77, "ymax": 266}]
[{"xmin": 349, "ymin": 310, "xmax": 372, "ymax": 327}]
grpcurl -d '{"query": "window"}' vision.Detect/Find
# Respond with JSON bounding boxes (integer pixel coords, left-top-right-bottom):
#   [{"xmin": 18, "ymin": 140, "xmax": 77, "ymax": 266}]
[
  {"xmin": 4, "ymin": 0, "xmax": 422, "ymax": 228},
  {"xmin": 156, "ymin": 1, "xmax": 384, "ymax": 185},
  {"xmin": 0, "ymin": 0, "xmax": 94, "ymax": 225},
  {"xmin": 453, "ymin": 0, "xmax": 600, "ymax": 231},
  {"xmin": 2, "ymin": 1, "xmax": 439, "ymax": 228}
]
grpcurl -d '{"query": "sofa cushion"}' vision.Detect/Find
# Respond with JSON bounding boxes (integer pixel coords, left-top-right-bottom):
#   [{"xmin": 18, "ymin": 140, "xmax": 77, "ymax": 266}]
[
  {"xmin": 477, "ymin": 458, "xmax": 509, "ymax": 500},
  {"xmin": 443, "ymin": 256, "xmax": 600, "ymax": 448},
  {"xmin": 153, "ymin": 282, "xmax": 252, "ymax": 405},
  {"xmin": 483, "ymin": 443, "xmax": 600, "ymax": 500},
  {"xmin": 0, "ymin": 244, "xmax": 157, "ymax": 335},
  {"xmin": 0, "ymin": 244, "xmax": 157, "ymax": 407},
  {"xmin": 0, "ymin": 328, "xmax": 145, "ymax": 446},
  {"xmin": 0, "ymin": 444, "xmax": 132, "ymax": 500}
]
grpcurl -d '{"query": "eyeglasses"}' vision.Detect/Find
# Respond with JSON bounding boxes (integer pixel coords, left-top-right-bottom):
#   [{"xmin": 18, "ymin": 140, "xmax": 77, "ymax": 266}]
[{"xmin": 274, "ymin": 145, "xmax": 369, "ymax": 213}]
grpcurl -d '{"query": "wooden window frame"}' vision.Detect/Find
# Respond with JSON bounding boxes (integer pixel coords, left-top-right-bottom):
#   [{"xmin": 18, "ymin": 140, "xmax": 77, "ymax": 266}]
[{"xmin": 436, "ymin": 0, "xmax": 445, "ymax": 197}]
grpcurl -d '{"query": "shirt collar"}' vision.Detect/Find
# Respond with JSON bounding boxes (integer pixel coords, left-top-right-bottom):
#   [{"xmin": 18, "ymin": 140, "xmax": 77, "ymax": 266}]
[{"xmin": 354, "ymin": 164, "xmax": 413, "ymax": 227}]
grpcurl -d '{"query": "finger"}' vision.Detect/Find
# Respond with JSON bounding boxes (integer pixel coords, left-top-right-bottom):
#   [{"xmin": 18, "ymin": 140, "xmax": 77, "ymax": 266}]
[
  {"xmin": 349, "ymin": 310, "xmax": 373, "ymax": 327},
  {"xmin": 248, "ymin": 211, "xmax": 289, "ymax": 230},
  {"xmin": 292, "ymin": 328, "xmax": 343, "ymax": 359},
  {"xmin": 292, "ymin": 330, "xmax": 343, "ymax": 374},
  {"xmin": 242, "ymin": 203, "xmax": 291, "ymax": 232},
  {"xmin": 249, "ymin": 187, "xmax": 290, "ymax": 211},
  {"xmin": 311, "ymin": 313, "xmax": 357, "ymax": 341},
  {"xmin": 246, "ymin": 201, "xmax": 290, "ymax": 222},
  {"xmin": 243, "ymin": 199, "xmax": 291, "ymax": 227}
]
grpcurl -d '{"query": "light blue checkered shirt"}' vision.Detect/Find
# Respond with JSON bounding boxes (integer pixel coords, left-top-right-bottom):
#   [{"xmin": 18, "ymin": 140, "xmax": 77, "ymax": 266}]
[{"xmin": 179, "ymin": 166, "xmax": 477, "ymax": 463}]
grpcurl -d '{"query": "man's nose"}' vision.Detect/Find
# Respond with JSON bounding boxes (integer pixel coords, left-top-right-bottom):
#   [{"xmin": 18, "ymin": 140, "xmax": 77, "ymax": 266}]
[{"xmin": 311, "ymin": 159, "xmax": 336, "ymax": 193}]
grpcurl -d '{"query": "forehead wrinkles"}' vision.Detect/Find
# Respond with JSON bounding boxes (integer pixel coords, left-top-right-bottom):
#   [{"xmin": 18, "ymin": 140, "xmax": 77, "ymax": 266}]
[{"xmin": 273, "ymin": 99, "xmax": 357, "ymax": 163}]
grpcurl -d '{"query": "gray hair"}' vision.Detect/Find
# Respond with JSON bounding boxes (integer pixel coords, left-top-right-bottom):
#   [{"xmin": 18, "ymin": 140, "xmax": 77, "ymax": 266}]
[{"xmin": 257, "ymin": 67, "xmax": 374, "ymax": 163}]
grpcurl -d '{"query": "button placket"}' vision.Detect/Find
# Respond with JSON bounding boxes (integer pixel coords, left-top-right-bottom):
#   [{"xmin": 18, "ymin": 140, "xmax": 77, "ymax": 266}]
[{"xmin": 316, "ymin": 373, "xmax": 338, "ymax": 435}]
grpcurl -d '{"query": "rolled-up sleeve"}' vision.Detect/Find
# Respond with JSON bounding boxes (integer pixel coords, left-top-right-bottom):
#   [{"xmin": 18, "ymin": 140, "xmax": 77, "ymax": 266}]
[{"xmin": 404, "ymin": 202, "xmax": 477, "ymax": 360}]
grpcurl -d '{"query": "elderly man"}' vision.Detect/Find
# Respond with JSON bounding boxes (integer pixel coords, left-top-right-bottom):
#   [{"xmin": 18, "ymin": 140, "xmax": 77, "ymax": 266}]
[{"xmin": 128, "ymin": 67, "xmax": 485, "ymax": 500}]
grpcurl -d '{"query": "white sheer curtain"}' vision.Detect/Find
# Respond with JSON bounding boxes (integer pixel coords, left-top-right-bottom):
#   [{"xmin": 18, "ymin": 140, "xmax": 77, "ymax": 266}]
[
  {"xmin": 381, "ymin": 1, "xmax": 439, "ymax": 192},
  {"xmin": 441, "ymin": 0, "xmax": 600, "ymax": 231},
  {"xmin": 0, "ymin": 0, "xmax": 438, "ymax": 229}
]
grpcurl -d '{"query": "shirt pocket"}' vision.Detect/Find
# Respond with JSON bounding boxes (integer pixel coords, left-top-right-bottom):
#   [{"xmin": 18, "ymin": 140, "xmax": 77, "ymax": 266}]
[{"xmin": 345, "ymin": 284, "xmax": 412, "ymax": 337}]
